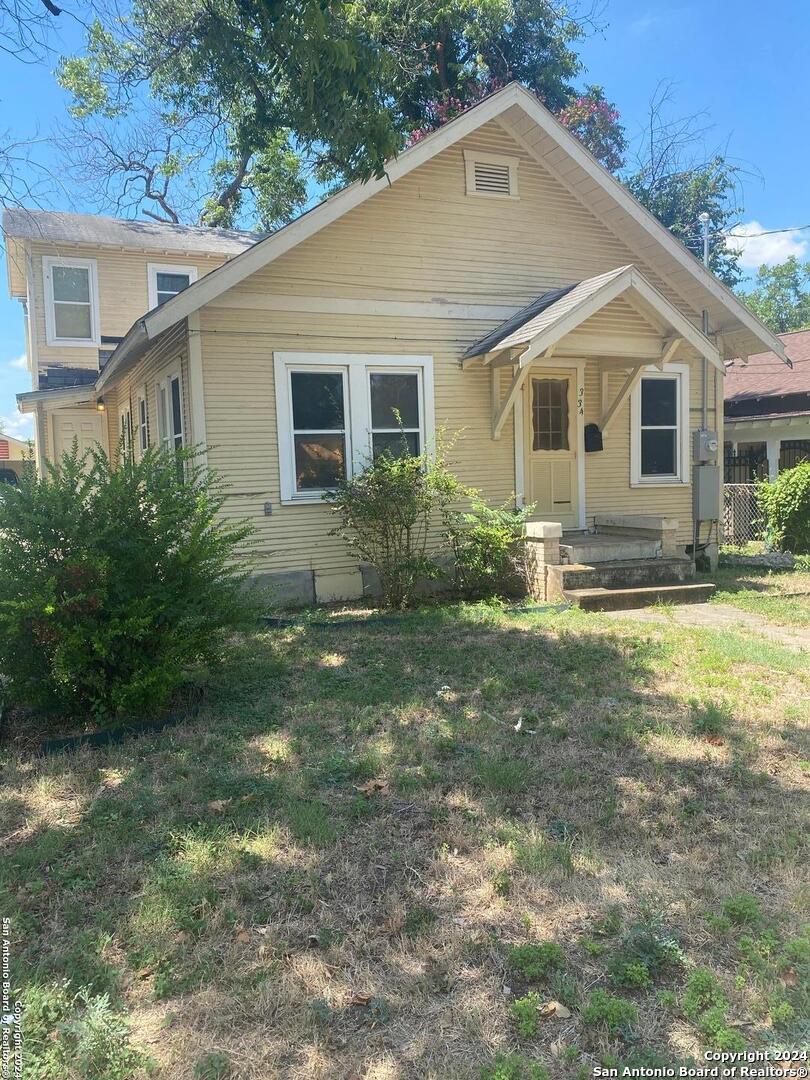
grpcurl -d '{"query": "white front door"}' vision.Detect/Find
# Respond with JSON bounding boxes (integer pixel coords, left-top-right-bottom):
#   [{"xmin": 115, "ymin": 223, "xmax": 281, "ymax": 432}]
[
  {"xmin": 52, "ymin": 409, "xmax": 105, "ymax": 460},
  {"xmin": 524, "ymin": 368, "xmax": 581, "ymax": 528}
]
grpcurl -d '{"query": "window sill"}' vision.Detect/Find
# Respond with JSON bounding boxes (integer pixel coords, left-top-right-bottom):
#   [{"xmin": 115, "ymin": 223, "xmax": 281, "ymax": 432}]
[
  {"xmin": 45, "ymin": 337, "xmax": 100, "ymax": 348},
  {"xmin": 281, "ymin": 494, "xmax": 332, "ymax": 506},
  {"xmin": 630, "ymin": 477, "xmax": 689, "ymax": 488}
]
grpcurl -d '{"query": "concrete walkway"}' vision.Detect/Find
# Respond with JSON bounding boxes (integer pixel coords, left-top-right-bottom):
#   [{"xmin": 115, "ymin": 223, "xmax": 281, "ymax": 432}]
[{"xmin": 604, "ymin": 602, "xmax": 810, "ymax": 651}]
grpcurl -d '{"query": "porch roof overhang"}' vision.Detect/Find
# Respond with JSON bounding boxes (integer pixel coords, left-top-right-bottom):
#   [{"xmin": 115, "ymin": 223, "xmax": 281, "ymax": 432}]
[
  {"xmin": 17, "ymin": 384, "xmax": 97, "ymax": 414},
  {"xmin": 462, "ymin": 264, "xmax": 722, "ymax": 372}
]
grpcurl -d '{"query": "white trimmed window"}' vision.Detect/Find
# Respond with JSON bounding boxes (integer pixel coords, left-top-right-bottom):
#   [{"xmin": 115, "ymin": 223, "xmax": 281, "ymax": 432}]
[
  {"xmin": 136, "ymin": 390, "xmax": 149, "ymax": 457},
  {"xmin": 274, "ymin": 353, "xmax": 434, "ymax": 502},
  {"xmin": 147, "ymin": 264, "xmax": 198, "ymax": 309},
  {"xmin": 43, "ymin": 256, "xmax": 100, "ymax": 346},
  {"xmin": 156, "ymin": 369, "xmax": 184, "ymax": 453},
  {"xmin": 463, "ymin": 149, "xmax": 519, "ymax": 199},
  {"xmin": 119, "ymin": 404, "xmax": 133, "ymax": 456},
  {"xmin": 630, "ymin": 364, "xmax": 690, "ymax": 485}
]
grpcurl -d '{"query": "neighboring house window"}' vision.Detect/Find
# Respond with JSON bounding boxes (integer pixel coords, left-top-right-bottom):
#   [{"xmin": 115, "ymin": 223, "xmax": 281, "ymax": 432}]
[
  {"xmin": 43, "ymin": 256, "xmax": 100, "ymax": 346},
  {"xmin": 119, "ymin": 405, "xmax": 133, "ymax": 455},
  {"xmin": 463, "ymin": 149, "xmax": 519, "ymax": 199},
  {"xmin": 156, "ymin": 370, "xmax": 184, "ymax": 453},
  {"xmin": 136, "ymin": 391, "xmax": 149, "ymax": 456},
  {"xmin": 147, "ymin": 264, "xmax": 198, "ymax": 309},
  {"xmin": 630, "ymin": 364, "xmax": 690, "ymax": 485},
  {"xmin": 274, "ymin": 353, "xmax": 434, "ymax": 502}
]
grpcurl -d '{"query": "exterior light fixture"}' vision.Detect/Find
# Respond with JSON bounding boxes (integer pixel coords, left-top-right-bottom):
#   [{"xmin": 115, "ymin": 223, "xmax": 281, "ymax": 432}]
[{"xmin": 96, "ymin": 398, "xmax": 106, "ymax": 413}]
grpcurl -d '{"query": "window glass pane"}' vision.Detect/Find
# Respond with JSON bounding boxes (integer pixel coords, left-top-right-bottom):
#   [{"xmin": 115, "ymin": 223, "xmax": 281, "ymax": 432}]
[
  {"xmin": 291, "ymin": 372, "xmax": 344, "ymax": 430},
  {"xmin": 52, "ymin": 266, "xmax": 90, "ymax": 302},
  {"xmin": 294, "ymin": 434, "xmax": 345, "ymax": 490},
  {"xmin": 641, "ymin": 429, "xmax": 676, "ymax": 475},
  {"xmin": 372, "ymin": 431, "xmax": 420, "ymax": 460},
  {"xmin": 158, "ymin": 386, "xmax": 168, "ymax": 443},
  {"xmin": 170, "ymin": 378, "xmax": 182, "ymax": 440},
  {"xmin": 54, "ymin": 303, "xmax": 92, "ymax": 339},
  {"xmin": 641, "ymin": 378, "xmax": 677, "ymax": 426},
  {"xmin": 369, "ymin": 372, "xmax": 419, "ymax": 428},
  {"xmin": 156, "ymin": 272, "xmax": 190, "ymax": 296},
  {"xmin": 532, "ymin": 378, "xmax": 569, "ymax": 451}
]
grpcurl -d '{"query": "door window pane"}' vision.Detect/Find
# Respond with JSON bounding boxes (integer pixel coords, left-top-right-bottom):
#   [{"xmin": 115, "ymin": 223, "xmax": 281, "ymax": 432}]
[
  {"xmin": 641, "ymin": 429, "xmax": 676, "ymax": 475},
  {"xmin": 641, "ymin": 379, "xmax": 677, "ymax": 426},
  {"xmin": 52, "ymin": 266, "xmax": 90, "ymax": 302},
  {"xmin": 370, "ymin": 373, "xmax": 419, "ymax": 428},
  {"xmin": 532, "ymin": 378, "xmax": 569, "ymax": 451}
]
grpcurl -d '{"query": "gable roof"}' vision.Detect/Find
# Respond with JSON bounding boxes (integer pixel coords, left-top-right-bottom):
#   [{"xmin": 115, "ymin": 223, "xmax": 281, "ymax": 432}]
[
  {"xmin": 97, "ymin": 81, "xmax": 788, "ymax": 388},
  {"xmin": 2, "ymin": 208, "xmax": 258, "ymax": 257},
  {"xmin": 725, "ymin": 328, "xmax": 810, "ymax": 402},
  {"xmin": 464, "ymin": 264, "xmax": 722, "ymax": 369}
]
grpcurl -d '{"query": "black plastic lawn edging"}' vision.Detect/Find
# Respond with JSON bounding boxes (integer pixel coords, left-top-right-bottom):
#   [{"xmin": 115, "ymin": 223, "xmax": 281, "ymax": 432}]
[
  {"xmin": 36, "ymin": 704, "xmax": 200, "ymax": 757},
  {"xmin": 261, "ymin": 602, "xmax": 569, "ymax": 630}
]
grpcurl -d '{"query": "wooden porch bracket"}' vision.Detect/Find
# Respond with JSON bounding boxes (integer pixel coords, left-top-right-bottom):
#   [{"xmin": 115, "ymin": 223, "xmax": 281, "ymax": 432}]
[
  {"xmin": 492, "ymin": 360, "xmax": 530, "ymax": 440},
  {"xmin": 655, "ymin": 335, "xmax": 682, "ymax": 369},
  {"xmin": 600, "ymin": 362, "xmax": 646, "ymax": 434}
]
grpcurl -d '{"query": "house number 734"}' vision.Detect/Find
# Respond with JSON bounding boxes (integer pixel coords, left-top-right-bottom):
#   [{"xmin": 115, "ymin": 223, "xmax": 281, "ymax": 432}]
[{"xmin": 577, "ymin": 385, "xmax": 585, "ymax": 415}]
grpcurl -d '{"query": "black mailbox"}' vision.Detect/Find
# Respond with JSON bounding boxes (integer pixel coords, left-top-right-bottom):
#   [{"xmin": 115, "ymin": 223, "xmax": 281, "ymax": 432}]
[{"xmin": 584, "ymin": 423, "xmax": 603, "ymax": 453}]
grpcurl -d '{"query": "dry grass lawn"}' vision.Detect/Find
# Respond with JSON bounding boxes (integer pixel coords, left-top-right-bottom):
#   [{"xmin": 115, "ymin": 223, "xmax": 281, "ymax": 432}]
[{"xmin": 1, "ymin": 597, "xmax": 809, "ymax": 1079}]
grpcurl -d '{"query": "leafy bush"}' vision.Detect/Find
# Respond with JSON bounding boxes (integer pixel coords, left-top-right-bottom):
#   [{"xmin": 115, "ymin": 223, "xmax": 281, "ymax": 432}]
[
  {"xmin": 508, "ymin": 941, "xmax": 566, "ymax": 981},
  {"xmin": 683, "ymin": 968, "xmax": 727, "ymax": 1020},
  {"xmin": 21, "ymin": 982, "xmax": 149, "ymax": 1078},
  {"xmin": 446, "ymin": 498, "xmax": 534, "ymax": 599},
  {"xmin": 581, "ymin": 990, "xmax": 638, "ymax": 1035},
  {"xmin": 325, "ymin": 441, "xmax": 465, "ymax": 608},
  {"xmin": 509, "ymin": 991, "xmax": 542, "ymax": 1037},
  {"xmin": 0, "ymin": 445, "xmax": 254, "ymax": 723},
  {"xmin": 757, "ymin": 463, "xmax": 810, "ymax": 553},
  {"xmin": 608, "ymin": 958, "xmax": 652, "ymax": 990}
]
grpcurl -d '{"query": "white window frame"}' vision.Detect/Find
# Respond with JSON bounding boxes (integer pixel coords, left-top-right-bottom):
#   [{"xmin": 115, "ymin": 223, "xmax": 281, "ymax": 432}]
[
  {"xmin": 147, "ymin": 263, "xmax": 198, "ymax": 310},
  {"xmin": 43, "ymin": 256, "xmax": 100, "ymax": 347},
  {"xmin": 136, "ymin": 388, "xmax": 149, "ymax": 457},
  {"xmin": 274, "ymin": 352, "xmax": 435, "ymax": 504},
  {"xmin": 156, "ymin": 367, "xmax": 185, "ymax": 454},
  {"xmin": 119, "ymin": 403, "xmax": 133, "ymax": 456},
  {"xmin": 463, "ymin": 149, "xmax": 520, "ymax": 199},
  {"xmin": 630, "ymin": 363, "xmax": 690, "ymax": 486}
]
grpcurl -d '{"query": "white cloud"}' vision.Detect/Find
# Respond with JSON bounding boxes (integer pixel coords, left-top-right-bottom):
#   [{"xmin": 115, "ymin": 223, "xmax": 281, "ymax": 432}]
[
  {"xmin": 724, "ymin": 220, "xmax": 809, "ymax": 270},
  {"xmin": 0, "ymin": 409, "xmax": 34, "ymax": 440},
  {"xmin": 8, "ymin": 352, "xmax": 27, "ymax": 370}
]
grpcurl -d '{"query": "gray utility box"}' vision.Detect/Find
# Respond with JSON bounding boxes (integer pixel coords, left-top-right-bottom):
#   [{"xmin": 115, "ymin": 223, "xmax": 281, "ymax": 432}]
[
  {"xmin": 692, "ymin": 428, "xmax": 719, "ymax": 463},
  {"xmin": 693, "ymin": 464, "xmax": 720, "ymax": 521}
]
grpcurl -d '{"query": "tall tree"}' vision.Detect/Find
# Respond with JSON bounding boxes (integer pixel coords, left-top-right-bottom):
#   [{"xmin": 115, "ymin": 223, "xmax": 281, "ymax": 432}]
[{"xmin": 738, "ymin": 257, "xmax": 810, "ymax": 333}]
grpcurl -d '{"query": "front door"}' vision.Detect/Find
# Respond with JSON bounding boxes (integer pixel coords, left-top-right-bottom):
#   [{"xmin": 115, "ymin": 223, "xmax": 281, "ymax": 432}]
[
  {"xmin": 52, "ymin": 409, "xmax": 105, "ymax": 461},
  {"xmin": 524, "ymin": 369, "xmax": 580, "ymax": 528}
]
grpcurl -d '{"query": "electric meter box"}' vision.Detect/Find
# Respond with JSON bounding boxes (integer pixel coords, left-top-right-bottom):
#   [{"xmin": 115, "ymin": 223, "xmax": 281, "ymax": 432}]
[
  {"xmin": 693, "ymin": 428, "xmax": 719, "ymax": 463},
  {"xmin": 693, "ymin": 465, "xmax": 720, "ymax": 521}
]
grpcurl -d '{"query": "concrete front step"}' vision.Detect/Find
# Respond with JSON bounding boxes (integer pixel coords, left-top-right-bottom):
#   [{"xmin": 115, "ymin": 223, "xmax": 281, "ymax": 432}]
[
  {"xmin": 550, "ymin": 556, "xmax": 695, "ymax": 592},
  {"xmin": 564, "ymin": 581, "xmax": 716, "ymax": 612},
  {"xmin": 560, "ymin": 535, "xmax": 661, "ymax": 564}
]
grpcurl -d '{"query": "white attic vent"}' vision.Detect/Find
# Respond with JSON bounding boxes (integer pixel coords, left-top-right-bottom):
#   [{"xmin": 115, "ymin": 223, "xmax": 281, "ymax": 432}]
[{"xmin": 464, "ymin": 149, "xmax": 519, "ymax": 199}]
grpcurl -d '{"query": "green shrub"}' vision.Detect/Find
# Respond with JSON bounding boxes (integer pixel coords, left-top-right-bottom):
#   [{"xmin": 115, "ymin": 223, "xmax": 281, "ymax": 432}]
[
  {"xmin": 581, "ymin": 990, "xmax": 638, "ymax": 1035},
  {"xmin": 510, "ymin": 992, "xmax": 542, "ymax": 1037},
  {"xmin": 508, "ymin": 941, "xmax": 566, "ymax": 981},
  {"xmin": 683, "ymin": 968, "xmax": 727, "ymax": 1020},
  {"xmin": 446, "ymin": 498, "xmax": 534, "ymax": 599},
  {"xmin": 757, "ymin": 462, "xmax": 810, "ymax": 553},
  {"xmin": 723, "ymin": 893, "xmax": 762, "ymax": 927},
  {"xmin": 608, "ymin": 958, "xmax": 652, "ymax": 990},
  {"xmin": 481, "ymin": 1052, "xmax": 550, "ymax": 1080},
  {"xmin": 612, "ymin": 916, "xmax": 684, "ymax": 982},
  {"xmin": 325, "ymin": 439, "xmax": 465, "ymax": 608},
  {"xmin": 0, "ymin": 444, "xmax": 254, "ymax": 723},
  {"xmin": 21, "ymin": 982, "xmax": 149, "ymax": 1078}
]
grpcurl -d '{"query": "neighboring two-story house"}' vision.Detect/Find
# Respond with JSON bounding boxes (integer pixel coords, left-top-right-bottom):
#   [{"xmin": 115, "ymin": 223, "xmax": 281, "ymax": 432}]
[{"xmin": 3, "ymin": 83, "xmax": 791, "ymax": 608}]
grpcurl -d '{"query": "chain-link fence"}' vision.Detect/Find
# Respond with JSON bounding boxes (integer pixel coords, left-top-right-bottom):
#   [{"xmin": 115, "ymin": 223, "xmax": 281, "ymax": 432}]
[{"xmin": 722, "ymin": 483, "xmax": 764, "ymax": 546}]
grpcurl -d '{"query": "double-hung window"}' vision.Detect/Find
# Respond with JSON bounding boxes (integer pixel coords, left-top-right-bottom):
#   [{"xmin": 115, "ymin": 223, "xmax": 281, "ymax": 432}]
[
  {"xmin": 43, "ymin": 256, "xmax": 100, "ymax": 346},
  {"xmin": 136, "ymin": 391, "xmax": 149, "ymax": 457},
  {"xmin": 147, "ymin": 264, "xmax": 198, "ymax": 309},
  {"xmin": 630, "ymin": 364, "xmax": 689, "ymax": 485},
  {"xmin": 275, "ymin": 353, "xmax": 434, "ymax": 502},
  {"xmin": 119, "ymin": 405, "xmax": 133, "ymax": 456},
  {"xmin": 156, "ymin": 370, "xmax": 184, "ymax": 454}
]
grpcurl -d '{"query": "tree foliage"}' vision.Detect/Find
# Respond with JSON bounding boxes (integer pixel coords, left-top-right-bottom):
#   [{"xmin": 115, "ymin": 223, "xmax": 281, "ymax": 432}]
[{"xmin": 738, "ymin": 257, "xmax": 810, "ymax": 333}]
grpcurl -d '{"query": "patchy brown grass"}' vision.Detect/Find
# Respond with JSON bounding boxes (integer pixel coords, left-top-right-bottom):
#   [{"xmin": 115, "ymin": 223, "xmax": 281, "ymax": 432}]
[{"xmin": 1, "ymin": 601, "xmax": 808, "ymax": 1079}]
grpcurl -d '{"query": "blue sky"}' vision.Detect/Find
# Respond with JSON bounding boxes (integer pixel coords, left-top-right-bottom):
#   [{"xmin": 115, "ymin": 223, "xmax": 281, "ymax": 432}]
[{"xmin": 2, "ymin": 0, "xmax": 808, "ymax": 439}]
